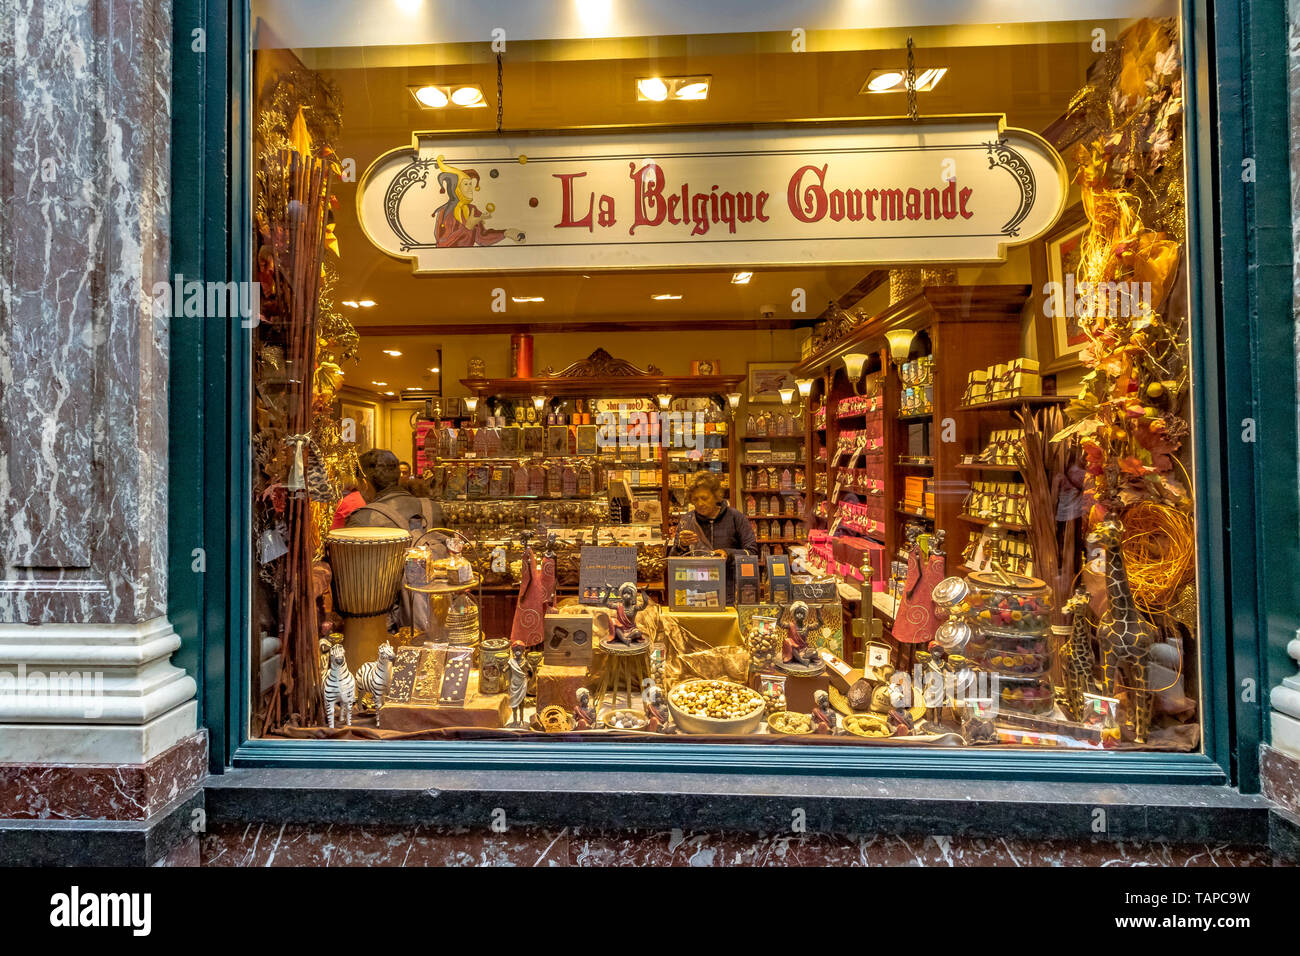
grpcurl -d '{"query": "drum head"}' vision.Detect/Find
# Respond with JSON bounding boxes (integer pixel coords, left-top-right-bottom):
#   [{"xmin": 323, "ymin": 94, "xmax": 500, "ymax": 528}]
[{"xmin": 325, "ymin": 527, "xmax": 409, "ymax": 544}]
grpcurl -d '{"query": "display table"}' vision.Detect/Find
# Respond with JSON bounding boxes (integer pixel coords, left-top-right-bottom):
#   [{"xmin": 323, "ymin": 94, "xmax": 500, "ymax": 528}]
[
  {"xmin": 378, "ymin": 673, "xmax": 510, "ymax": 731},
  {"xmin": 662, "ymin": 608, "xmax": 742, "ymax": 648}
]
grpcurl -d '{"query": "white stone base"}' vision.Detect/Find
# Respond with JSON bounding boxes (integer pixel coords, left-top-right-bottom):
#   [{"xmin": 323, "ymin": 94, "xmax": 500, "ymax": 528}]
[
  {"xmin": 0, "ymin": 617, "xmax": 197, "ymax": 764},
  {"xmin": 1272, "ymin": 710, "xmax": 1300, "ymax": 761},
  {"xmin": 0, "ymin": 702, "xmax": 199, "ymax": 765}
]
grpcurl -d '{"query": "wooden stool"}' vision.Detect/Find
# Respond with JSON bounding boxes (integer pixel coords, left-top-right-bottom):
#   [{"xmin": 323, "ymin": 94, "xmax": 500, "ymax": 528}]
[{"xmin": 595, "ymin": 640, "xmax": 650, "ymax": 710}]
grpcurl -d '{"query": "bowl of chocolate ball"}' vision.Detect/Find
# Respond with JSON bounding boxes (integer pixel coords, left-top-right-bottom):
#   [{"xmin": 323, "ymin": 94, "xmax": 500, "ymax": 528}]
[{"xmin": 667, "ymin": 679, "xmax": 766, "ymax": 735}]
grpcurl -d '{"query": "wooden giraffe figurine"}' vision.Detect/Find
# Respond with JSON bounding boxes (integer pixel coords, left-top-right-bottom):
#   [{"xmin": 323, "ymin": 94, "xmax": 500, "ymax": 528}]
[
  {"xmin": 1087, "ymin": 518, "xmax": 1156, "ymax": 742},
  {"xmin": 1060, "ymin": 587, "xmax": 1097, "ymax": 723}
]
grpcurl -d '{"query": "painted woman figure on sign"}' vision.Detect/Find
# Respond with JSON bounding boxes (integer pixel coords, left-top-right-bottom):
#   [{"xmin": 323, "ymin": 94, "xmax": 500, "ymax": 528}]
[
  {"xmin": 431, "ymin": 155, "xmax": 525, "ymax": 248},
  {"xmin": 781, "ymin": 601, "xmax": 823, "ymax": 667}
]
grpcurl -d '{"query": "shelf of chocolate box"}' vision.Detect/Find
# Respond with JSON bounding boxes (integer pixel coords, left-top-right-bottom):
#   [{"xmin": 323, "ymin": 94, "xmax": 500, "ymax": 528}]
[
  {"xmin": 898, "ymin": 355, "xmax": 934, "ymax": 419},
  {"xmin": 959, "ymin": 480, "xmax": 1030, "ymax": 531},
  {"xmin": 958, "ymin": 357, "xmax": 1052, "ymax": 409},
  {"xmin": 743, "ymin": 409, "xmax": 803, "ymax": 439}
]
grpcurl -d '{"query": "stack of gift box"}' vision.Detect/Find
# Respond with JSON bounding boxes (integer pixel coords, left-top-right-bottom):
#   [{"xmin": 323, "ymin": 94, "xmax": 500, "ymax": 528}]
[
  {"xmin": 902, "ymin": 475, "xmax": 935, "ymax": 516},
  {"xmin": 834, "ymin": 499, "xmax": 885, "ymax": 538},
  {"xmin": 963, "ymin": 480, "xmax": 1030, "ymax": 526},
  {"xmin": 962, "ymin": 357, "xmax": 1042, "ymax": 406},
  {"xmin": 804, "ymin": 531, "xmax": 886, "ymax": 591},
  {"xmin": 960, "ymin": 530, "xmax": 1034, "ymax": 576},
  {"xmin": 963, "ymin": 428, "xmax": 1025, "ymax": 465}
]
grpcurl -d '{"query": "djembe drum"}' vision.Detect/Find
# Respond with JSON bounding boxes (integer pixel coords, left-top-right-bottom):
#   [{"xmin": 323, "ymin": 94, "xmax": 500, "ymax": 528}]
[{"xmin": 325, "ymin": 527, "xmax": 409, "ymax": 663}]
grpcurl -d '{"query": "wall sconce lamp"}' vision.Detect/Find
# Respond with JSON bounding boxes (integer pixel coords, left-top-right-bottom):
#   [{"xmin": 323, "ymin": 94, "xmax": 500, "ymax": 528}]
[
  {"xmin": 795, "ymin": 378, "xmax": 814, "ymax": 399},
  {"xmin": 778, "ymin": 387, "xmax": 796, "ymax": 406},
  {"xmin": 885, "ymin": 328, "xmax": 916, "ymax": 365},
  {"xmin": 842, "ymin": 352, "xmax": 870, "ymax": 394},
  {"xmin": 656, "ymin": 393, "xmax": 673, "ymax": 410},
  {"xmin": 463, "ymin": 395, "xmax": 479, "ymax": 423},
  {"xmin": 532, "ymin": 395, "xmax": 547, "ymax": 413},
  {"xmin": 725, "ymin": 392, "xmax": 742, "ymax": 416}
]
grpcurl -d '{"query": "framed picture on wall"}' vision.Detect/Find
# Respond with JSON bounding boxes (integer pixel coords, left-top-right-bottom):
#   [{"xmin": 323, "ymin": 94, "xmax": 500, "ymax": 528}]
[
  {"xmin": 691, "ymin": 359, "xmax": 721, "ymax": 375},
  {"xmin": 747, "ymin": 362, "xmax": 795, "ymax": 404},
  {"xmin": 339, "ymin": 400, "xmax": 376, "ymax": 453},
  {"xmin": 1033, "ymin": 204, "xmax": 1091, "ymax": 372}
]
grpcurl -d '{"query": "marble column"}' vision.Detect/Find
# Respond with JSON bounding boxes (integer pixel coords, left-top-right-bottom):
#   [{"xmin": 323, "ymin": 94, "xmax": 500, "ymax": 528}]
[{"xmin": 0, "ymin": 0, "xmax": 200, "ymax": 831}]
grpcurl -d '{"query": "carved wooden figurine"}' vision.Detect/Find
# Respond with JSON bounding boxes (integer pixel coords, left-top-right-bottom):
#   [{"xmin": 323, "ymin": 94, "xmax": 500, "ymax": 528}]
[
  {"xmin": 1088, "ymin": 518, "xmax": 1156, "ymax": 742},
  {"xmin": 1060, "ymin": 587, "xmax": 1097, "ymax": 723}
]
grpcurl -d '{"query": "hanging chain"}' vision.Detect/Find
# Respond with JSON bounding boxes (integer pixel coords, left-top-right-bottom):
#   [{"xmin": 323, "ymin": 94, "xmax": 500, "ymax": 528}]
[
  {"xmin": 905, "ymin": 36, "xmax": 918, "ymax": 122},
  {"xmin": 496, "ymin": 51, "xmax": 504, "ymax": 134}
]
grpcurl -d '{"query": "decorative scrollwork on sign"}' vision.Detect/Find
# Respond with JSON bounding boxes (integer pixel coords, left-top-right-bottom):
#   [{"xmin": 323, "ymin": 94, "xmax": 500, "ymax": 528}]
[
  {"xmin": 383, "ymin": 159, "xmax": 433, "ymax": 251},
  {"xmin": 541, "ymin": 348, "xmax": 663, "ymax": 378},
  {"xmin": 984, "ymin": 139, "xmax": 1036, "ymax": 237}
]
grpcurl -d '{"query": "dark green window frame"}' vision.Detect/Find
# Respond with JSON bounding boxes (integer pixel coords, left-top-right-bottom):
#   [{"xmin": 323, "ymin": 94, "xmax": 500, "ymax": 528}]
[{"xmin": 168, "ymin": 0, "xmax": 1297, "ymax": 791}]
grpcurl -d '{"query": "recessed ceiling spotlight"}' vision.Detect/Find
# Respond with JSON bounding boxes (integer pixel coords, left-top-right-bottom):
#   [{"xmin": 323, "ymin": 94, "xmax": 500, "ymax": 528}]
[
  {"xmin": 511, "ymin": 296, "xmax": 545, "ymax": 303},
  {"xmin": 651, "ymin": 293, "xmax": 683, "ymax": 301},
  {"xmin": 372, "ymin": 381, "xmax": 388, "ymax": 387},
  {"xmin": 341, "ymin": 300, "xmax": 360, "ymax": 308},
  {"xmin": 358, "ymin": 299, "xmax": 376, "ymax": 307},
  {"xmin": 430, "ymin": 367, "xmax": 440, "ymax": 373},
  {"xmin": 861, "ymin": 67, "xmax": 947, "ymax": 94},
  {"xmin": 731, "ymin": 272, "xmax": 753, "ymax": 284},
  {"xmin": 384, "ymin": 391, "xmax": 396, "ymax": 396},
  {"xmin": 636, "ymin": 77, "xmax": 668, "ymax": 101},
  {"xmin": 451, "ymin": 85, "xmax": 485, "ymax": 107},
  {"xmin": 382, "ymin": 349, "xmax": 402, "ymax": 357},
  {"xmin": 636, "ymin": 75, "xmax": 710, "ymax": 102},
  {"xmin": 412, "ymin": 85, "xmax": 448, "ymax": 108},
  {"xmin": 674, "ymin": 80, "xmax": 709, "ymax": 100}
]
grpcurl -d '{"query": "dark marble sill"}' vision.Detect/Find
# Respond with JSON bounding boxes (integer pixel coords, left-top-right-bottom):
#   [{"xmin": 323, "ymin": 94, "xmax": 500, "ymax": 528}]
[
  {"xmin": 205, "ymin": 768, "xmax": 1272, "ymax": 845},
  {"xmin": 0, "ymin": 790, "xmax": 203, "ymax": 867}
]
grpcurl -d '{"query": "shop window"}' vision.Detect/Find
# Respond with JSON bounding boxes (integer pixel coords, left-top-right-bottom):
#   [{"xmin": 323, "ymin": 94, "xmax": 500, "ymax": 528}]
[{"xmin": 247, "ymin": 2, "xmax": 1201, "ymax": 753}]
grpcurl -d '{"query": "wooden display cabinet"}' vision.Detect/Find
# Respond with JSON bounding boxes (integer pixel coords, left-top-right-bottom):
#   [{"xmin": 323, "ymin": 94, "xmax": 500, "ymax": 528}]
[{"xmin": 794, "ymin": 285, "xmax": 1031, "ymax": 651}]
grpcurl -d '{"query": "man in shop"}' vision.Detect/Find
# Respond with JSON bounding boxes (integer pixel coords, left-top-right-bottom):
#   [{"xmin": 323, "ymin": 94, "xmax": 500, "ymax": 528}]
[
  {"xmin": 346, "ymin": 448, "xmax": 443, "ymax": 535},
  {"xmin": 672, "ymin": 472, "xmax": 757, "ymax": 605}
]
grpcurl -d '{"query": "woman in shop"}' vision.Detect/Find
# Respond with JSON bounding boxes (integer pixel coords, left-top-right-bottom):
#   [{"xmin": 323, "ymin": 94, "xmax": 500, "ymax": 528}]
[{"xmin": 673, "ymin": 472, "xmax": 757, "ymax": 559}]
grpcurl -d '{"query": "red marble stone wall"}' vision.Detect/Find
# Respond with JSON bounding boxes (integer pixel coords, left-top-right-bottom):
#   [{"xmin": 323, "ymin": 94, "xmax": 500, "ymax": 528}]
[
  {"xmin": 0, "ymin": 731, "xmax": 206, "ymax": 821},
  {"xmin": 197, "ymin": 823, "xmax": 1285, "ymax": 867}
]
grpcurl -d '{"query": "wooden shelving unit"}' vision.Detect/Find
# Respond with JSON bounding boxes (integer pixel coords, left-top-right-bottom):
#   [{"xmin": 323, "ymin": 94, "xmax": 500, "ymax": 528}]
[{"xmin": 794, "ymin": 284, "xmax": 1032, "ymax": 654}]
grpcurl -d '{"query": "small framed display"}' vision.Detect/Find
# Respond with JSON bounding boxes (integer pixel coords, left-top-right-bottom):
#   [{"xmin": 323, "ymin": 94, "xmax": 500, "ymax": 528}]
[
  {"xmin": 667, "ymin": 556, "xmax": 728, "ymax": 612},
  {"xmin": 543, "ymin": 613, "xmax": 595, "ymax": 665}
]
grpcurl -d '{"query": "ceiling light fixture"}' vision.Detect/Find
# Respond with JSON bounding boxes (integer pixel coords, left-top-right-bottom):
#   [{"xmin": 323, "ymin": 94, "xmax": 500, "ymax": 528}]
[
  {"xmin": 382, "ymin": 349, "xmax": 402, "ymax": 357},
  {"xmin": 412, "ymin": 85, "xmax": 448, "ymax": 108},
  {"xmin": 358, "ymin": 299, "xmax": 377, "ymax": 307},
  {"xmin": 636, "ymin": 75, "xmax": 710, "ymax": 102},
  {"xmin": 372, "ymin": 381, "xmax": 388, "ymax": 387},
  {"xmin": 861, "ymin": 67, "xmax": 947, "ymax": 94},
  {"xmin": 451, "ymin": 85, "xmax": 485, "ymax": 107},
  {"xmin": 674, "ymin": 80, "xmax": 709, "ymax": 100},
  {"xmin": 341, "ymin": 300, "xmax": 359, "ymax": 308},
  {"xmin": 384, "ymin": 391, "xmax": 396, "ymax": 396},
  {"xmin": 651, "ymin": 293, "xmax": 682, "ymax": 301},
  {"xmin": 731, "ymin": 272, "xmax": 753, "ymax": 285},
  {"xmin": 429, "ymin": 367, "xmax": 440, "ymax": 373},
  {"xmin": 636, "ymin": 77, "xmax": 669, "ymax": 101}
]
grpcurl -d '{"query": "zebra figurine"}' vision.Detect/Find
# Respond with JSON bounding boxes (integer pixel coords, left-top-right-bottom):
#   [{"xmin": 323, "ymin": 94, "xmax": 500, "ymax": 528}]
[
  {"xmin": 320, "ymin": 642, "xmax": 356, "ymax": 729},
  {"xmin": 355, "ymin": 641, "xmax": 395, "ymax": 713}
]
